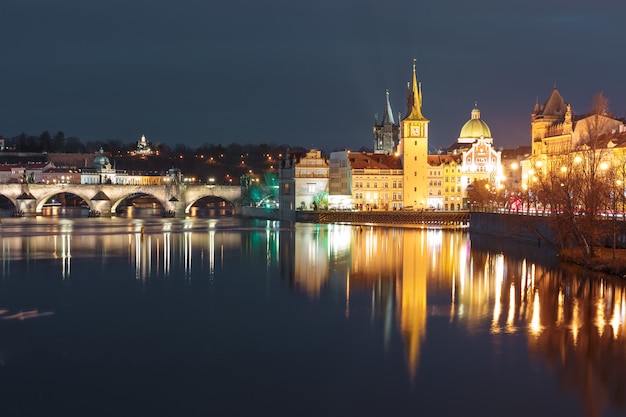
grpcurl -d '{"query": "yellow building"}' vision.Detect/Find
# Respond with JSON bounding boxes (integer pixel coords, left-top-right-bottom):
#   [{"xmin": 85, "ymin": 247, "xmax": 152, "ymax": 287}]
[
  {"xmin": 427, "ymin": 154, "xmax": 463, "ymax": 211},
  {"xmin": 401, "ymin": 60, "xmax": 430, "ymax": 210},
  {"xmin": 348, "ymin": 152, "xmax": 403, "ymax": 210},
  {"xmin": 524, "ymin": 87, "xmax": 626, "ymax": 190}
]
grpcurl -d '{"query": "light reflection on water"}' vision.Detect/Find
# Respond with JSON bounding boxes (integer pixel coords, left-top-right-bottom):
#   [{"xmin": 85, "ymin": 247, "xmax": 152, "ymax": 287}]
[{"xmin": 0, "ymin": 218, "xmax": 624, "ymax": 416}]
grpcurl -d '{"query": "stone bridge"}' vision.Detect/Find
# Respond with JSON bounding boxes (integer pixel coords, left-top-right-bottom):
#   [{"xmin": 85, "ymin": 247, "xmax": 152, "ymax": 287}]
[{"xmin": 0, "ymin": 183, "xmax": 242, "ymax": 217}]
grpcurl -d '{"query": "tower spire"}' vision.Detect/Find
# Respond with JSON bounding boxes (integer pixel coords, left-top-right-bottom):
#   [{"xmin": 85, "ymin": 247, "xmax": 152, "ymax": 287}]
[
  {"xmin": 382, "ymin": 89, "xmax": 395, "ymax": 125},
  {"xmin": 404, "ymin": 58, "xmax": 427, "ymax": 121}
]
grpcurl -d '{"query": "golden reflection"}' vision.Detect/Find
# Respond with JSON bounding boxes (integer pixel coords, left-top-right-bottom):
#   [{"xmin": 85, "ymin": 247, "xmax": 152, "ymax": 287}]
[
  {"xmin": 596, "ymin": 297, "xmax": 606, "ymax": 337},
  {"xmin": 571, "ymin": 299, "xmax": 581, "ymax": 345},
  {"xmin": 610, "ymin": 299, "xmax": 621, "ymax": 339},
  {"xmin": 505, "ymin": 283, "xmax": 516, "ymax": 333},
  {"xmin": 529, "ymin": 291, "xmax": 542, "ymax": 336},
  {"xmin": 398, "ymin": 230, "xmax": 427, "ymax": 380},
  {"xmin": 491, "ymin": 254, "xmax": 504, "ymax": 334}
]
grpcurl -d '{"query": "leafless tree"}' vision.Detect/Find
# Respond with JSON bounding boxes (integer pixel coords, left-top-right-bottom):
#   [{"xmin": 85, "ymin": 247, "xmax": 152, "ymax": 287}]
[{"xmin": 534, "ymin": 93, "xmax": 616, "ymax": 261}]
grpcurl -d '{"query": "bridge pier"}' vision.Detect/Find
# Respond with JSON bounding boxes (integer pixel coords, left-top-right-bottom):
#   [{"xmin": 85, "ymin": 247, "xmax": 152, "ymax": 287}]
[
  {"xmin": 16, "ymin": 194, "xmax": 37, "ymax": 217},
  {"xmin": 91, "ymin": 200, "xmax": 112, "ymax": 217},
  {"xmin": 164, "ymin": 199, "xmax": 187, "ymax": 218}
]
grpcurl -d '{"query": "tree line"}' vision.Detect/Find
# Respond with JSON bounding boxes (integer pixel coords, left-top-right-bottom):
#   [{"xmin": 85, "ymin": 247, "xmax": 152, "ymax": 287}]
[{"xmin": 3, "ymin": 131, "xmax": 307, "ymax": 187}]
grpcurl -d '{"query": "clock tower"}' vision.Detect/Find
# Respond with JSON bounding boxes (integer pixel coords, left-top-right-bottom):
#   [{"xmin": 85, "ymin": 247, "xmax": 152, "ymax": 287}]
[{"xmin": 401, "ymin": 59, "xmax": 429, "ymax": 209}]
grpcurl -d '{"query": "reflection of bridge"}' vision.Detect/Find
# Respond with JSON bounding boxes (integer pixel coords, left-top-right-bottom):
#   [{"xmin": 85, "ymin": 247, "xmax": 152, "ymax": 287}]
[{"xmin": 0, "ymin": 184, "xmax": 242, "ymax": 217}]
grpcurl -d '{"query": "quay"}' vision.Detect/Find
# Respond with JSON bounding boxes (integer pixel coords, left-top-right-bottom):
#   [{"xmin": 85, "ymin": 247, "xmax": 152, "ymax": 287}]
[
  {"xmin": 243, "ymin": 206, "xmax": 469, "ymax": 228},
  {"xmin": 298, "ymin": 210, "xmax": 469, "ymax": 227}
]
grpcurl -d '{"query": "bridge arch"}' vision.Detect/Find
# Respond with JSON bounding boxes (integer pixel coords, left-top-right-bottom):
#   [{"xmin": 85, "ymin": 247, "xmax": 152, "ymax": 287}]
[
  {"xmin": 0, "ymin": 194, "xmax": 17, "ymax": 211},
  {"xmin": 35, "ymin": 191, "xmax": 93, "ymax": 214},
  {"xmin": 111, "ymin": 192, "xmax": 167, "ymax": 215},
  {"xmin": 185, "ymin": 194, "xmax": 235, "ymax": 216}
]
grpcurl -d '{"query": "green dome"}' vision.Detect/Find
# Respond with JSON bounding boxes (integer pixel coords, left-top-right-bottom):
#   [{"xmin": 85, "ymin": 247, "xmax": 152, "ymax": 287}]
[
  {"xmin": 459, "ymin": 105, "xmax": 492, "ymax": 140},
  {"xmin": 94, "ymin": 148, "xmax": 110, "ymax": 170}
]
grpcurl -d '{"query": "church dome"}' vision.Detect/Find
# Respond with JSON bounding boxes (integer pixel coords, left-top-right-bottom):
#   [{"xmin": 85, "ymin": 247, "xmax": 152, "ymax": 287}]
[{"xmin": 458, "ymin": 104, "xmax": 492, "ymax": 142}]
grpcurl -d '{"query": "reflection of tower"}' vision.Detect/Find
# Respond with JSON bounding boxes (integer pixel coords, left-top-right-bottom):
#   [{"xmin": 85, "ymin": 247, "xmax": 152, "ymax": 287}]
[{"xmin": 398, "ymin": 229, "xmax": 427, "ymax": 379}]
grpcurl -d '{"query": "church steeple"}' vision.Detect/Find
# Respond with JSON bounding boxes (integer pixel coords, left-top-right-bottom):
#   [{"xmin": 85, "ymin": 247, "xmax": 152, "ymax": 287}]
[
  {"xmin": 404, "ymin": 59, "xmax": 427, "ymax": 121},
  {"xmin": 373, "ymin": 89, "xmax": 400, "ymax": 154},
  {"xmin": 400, "ymin": 59, "xmax": 430, "ymax": 210},
  {"xmin": 382, "ymin": 89, "xmax": 395, "ymax": 125}
]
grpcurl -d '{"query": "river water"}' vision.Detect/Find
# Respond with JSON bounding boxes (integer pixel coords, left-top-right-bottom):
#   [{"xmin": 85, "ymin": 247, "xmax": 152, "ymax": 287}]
[{"xmin": 0, "ymin": 216, "xmax": 624, "ymax": 417}]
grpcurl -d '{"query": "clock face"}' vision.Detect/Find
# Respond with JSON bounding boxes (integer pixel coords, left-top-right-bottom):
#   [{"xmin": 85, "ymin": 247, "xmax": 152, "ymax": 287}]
[{"xmin": 411, "ymin": 126, "xmax": 421, "ymax": 136}]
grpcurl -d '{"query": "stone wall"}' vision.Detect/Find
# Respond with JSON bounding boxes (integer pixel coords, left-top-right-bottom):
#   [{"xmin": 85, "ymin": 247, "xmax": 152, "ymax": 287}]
[
  {"xmin": 295, "ymin": 210, "xmax": 469, "ymax": 226},
  {"xmin": 241, "ymin": 206, "xmax": 279, "ymax": 220},
  {"xmin": 469, "ymin": 212, "xmax": 553, "ymax": 244}
]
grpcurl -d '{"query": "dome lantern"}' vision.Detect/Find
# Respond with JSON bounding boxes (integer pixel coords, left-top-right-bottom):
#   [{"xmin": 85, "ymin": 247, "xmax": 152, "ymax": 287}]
[{"xmin": 458, "ymin": 103, "xmax": 492, "ymax": 144}]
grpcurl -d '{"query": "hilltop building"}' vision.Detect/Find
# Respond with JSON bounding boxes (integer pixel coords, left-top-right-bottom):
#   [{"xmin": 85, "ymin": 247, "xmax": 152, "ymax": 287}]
[{"xmin": 133, "ymin": 134, "xmax": 154, "ymax": 156}]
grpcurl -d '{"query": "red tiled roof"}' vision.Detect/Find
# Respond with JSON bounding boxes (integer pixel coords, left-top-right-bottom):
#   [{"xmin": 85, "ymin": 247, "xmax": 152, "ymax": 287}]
[
  {"xmin": 348, "ymin": 152, "xmax": 403, "ymax": 169},
  {"xmin": 427, "ymin": 154, "xmax": 462, "ymax": 166}
]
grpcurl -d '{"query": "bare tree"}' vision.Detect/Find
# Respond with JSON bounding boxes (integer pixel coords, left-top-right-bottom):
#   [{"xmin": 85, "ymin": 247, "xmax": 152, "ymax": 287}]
[{"xmin": 534, "ymin": 93, "xmax": 617, "ymax": 261}]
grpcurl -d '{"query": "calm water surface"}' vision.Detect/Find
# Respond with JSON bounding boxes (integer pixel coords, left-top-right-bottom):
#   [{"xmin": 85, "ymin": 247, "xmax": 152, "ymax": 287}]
[{"xmin": 0, "ymin": 217, "xmax": 624, "ymax": 417}]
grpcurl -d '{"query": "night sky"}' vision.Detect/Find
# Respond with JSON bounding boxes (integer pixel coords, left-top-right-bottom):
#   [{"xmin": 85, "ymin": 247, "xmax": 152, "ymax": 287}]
[{"xmin": 2, "ymin": 0, "xmax": 625, "ymax": 152}]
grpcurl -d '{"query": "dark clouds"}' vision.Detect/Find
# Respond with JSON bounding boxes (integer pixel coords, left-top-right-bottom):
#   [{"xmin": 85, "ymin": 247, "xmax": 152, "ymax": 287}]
[{"xmin": 1, "ymin": 0, "xmax": 625, "ymax": 152}]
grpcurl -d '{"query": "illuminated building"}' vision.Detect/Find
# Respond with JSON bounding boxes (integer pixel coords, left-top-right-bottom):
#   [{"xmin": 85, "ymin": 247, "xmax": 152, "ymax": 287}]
[
  {"xmin": 348, "ymin": 152, "xmax": 403, "ymax": 210},
  {"xmin": 427, "ymin": 154, "xmax": 461, "ymax": 211},
  {"xmin": 277, "ymin": 149, "xmax": 330, "ymax": 219},
  {"xmin": 500, "ymin": 147, "xmax": 530, "ymax": 196},
  {"xmin": 400, "ymin": 60, "xmax": 430, "ymax": 210},
  {"xmin": 328, "ymin": 150, "xmax": 353, "ymax": 210},
  {"xmin": 132, "ymin": 134, "xmax": 154, "ymax": 156},
  {"xmin": 81, "ymin": 148, "xmax": 177, "ymax": 185},
  {"xmin": 42, "ymin": 167, "xmax": 81, "ymax": 184},
  {"xmin": 442, "ymin": 104, "xmax": 503, "ymax": 209},
  {"xmin": 523, "ymin": 86, "xmax": 626, "ymax": 189}
]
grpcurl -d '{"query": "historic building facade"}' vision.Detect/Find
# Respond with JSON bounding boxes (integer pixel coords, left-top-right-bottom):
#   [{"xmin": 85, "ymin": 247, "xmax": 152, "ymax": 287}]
[
  {"xmin": 348, "ymin": 152, "xmax": 403, "ymax": 210},
  {"xmin": 278, "ymin": 149, "xmax": 329, "ymax": 217},
  {"xmin": 523, "ymin": 86, "xmax": 626, "ymax": 193}
]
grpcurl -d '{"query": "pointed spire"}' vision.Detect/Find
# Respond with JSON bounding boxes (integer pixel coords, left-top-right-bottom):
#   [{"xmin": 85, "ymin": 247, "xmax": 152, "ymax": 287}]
[
  {"xmin": 381, "ymin": 89, "xmax": 395, "ymax": 125},
  {"xmin": 404, "ymin": 58, "xmax": 427, "ymax": 121}
]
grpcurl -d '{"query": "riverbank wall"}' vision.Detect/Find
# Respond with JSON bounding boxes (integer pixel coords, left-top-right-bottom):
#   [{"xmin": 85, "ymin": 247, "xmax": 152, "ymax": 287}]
[
  {"xmin": 468, "ymin": 212, "xmax": 555, "ymax": 244},
  {"xmin": 241, "ymin": 207, "xmax": 469, "ymax": 227}
]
